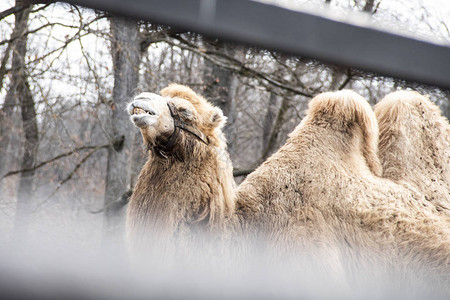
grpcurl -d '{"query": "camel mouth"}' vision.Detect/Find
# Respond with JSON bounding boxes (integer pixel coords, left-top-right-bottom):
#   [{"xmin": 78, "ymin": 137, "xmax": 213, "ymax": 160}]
[
  {"xmin": 127, "ymin": 99, "xmax": 158, "ymax": 117},
  {"xmin": 131, "ymin": 107, "xmax": 156, "ymax": 116},
  {"xmin": 128, "ymin": 100, "xmax": 160, "ymax": 128},
  {"xmin": 128, "ymin": 95, "xmax": 168, "ymax": 129}
]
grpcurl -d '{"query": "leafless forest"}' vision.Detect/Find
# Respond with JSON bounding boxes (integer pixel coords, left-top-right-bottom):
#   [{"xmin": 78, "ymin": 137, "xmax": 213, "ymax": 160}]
[{"xmin": 0, "ymin": 0, "xmax": 449, "ymax": 258}]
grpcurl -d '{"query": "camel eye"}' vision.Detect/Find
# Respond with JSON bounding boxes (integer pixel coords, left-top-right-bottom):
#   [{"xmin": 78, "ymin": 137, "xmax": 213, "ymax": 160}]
[{"xmin": 178, "ymin": 107, "xmax": 193, "ymax": 120}]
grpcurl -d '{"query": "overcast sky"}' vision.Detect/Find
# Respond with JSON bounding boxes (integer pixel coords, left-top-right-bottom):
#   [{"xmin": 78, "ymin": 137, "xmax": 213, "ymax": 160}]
[
  {"xmin": 256, "ymin": 0, "xmax": 450, "ymax": 45},
  {"xmin": 1, "ymin": 0, "xmax": 449, "ymax": 44}
]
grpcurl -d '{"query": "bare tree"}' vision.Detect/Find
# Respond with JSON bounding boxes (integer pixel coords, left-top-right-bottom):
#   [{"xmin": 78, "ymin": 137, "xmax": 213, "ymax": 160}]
[
  {"xmin": 0, "ymin": 3, "xmax": 33, "ymax": 184},
  {"xmin": 260, "ymin": 93, "xmax": 290, "ymax": 162},
  {"xmin": 103, "ymin": 15, "xmax": 141, "ymax": 246},
  {"xmin": 202, "ymin": 39, "xmax": 239, "ymax": 152},
  {"xmin": 261, "ymin": 92, "xmax": 279, "ymax": 160},
  {"xmin": 4, "ymin": 1, "xmax": 38, "ymax": 241}
]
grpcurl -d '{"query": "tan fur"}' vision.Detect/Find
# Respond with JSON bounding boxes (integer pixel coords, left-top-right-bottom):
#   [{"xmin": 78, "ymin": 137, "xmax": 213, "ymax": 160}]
[
  {"xmin": 375, "ymin": 91, "xmax": 450, "ymax": 214},
  {"xmin": 304, "ymin": 90, "xmax": 382, "ymax": 176},
  {"xmin": 128, "ymin": 85, "xmax": 450, "ymax": 287},
  {"xmin": 161, "ymin": 84, "xmax": 226, "ymax": 148},
  {"xmin": 236, "ymin": 90, "xmax": 450, "ymax": 284},
  {"xmin": 127, "ymin": 85, "xmax": 235, "ymax": 258}
]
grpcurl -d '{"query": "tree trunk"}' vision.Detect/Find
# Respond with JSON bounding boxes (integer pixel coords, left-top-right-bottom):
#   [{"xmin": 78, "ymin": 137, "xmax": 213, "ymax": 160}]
[
  {"xmin": 202, "ymin": 39, "xmax": 239, "ymax": 153},
  {"xmin": 329, "ymin": 67, "xmax": 346, "ymax": 90},
  {"xmin": 262, "ymin": 92, "xmax": 278, "ymax": 151},
  {"xmin": 0, "ymin": 90, "xmax": 17, "ymax": 184},
  {"xmin": 260, "ymin": 94, "xmax": 289, "ymax": 161},
  {"xmin": 7, "ymin": 3, "xmax": 37, "ymax": 242},
  {"xmin": 103, "ymin": 15, "xmax": 141, "ymax": 248},
  {"xmin": 0, "ymin": 3, "xmax": 32, "ymax": 189},
  {"xmin": 363, "ymin": 0, "xmax": 375, "ymax": 13}
]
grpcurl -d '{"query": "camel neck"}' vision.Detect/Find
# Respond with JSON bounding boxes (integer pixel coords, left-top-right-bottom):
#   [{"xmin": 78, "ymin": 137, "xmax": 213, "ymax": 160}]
[{"xmin": 128, "ymin": 144, "xmax": 235, "ymax": 239}]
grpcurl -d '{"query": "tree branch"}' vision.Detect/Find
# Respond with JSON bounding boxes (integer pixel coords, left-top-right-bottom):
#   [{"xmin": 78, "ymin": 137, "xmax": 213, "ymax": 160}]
[
  {"xmin": 3, "ymin": 144, "xmax": 109, "ymax": 178},
  {"xmin": 0, "ymin": 20, "xmax": 94, "ymax": 47},
  {"xmin": 54, "ymin": 147, "xmax": 99, "ymax": 190},
  {"xmin": 164, "ymin": 35, "xmax": 313, "ymax": 98},
  {"xmin": 0, "ymin": 4, "xmax": 30, "ymax": 21},
  {"xmin": 0, "ymin": 38, "xmax": 13, "ymax": 92}
]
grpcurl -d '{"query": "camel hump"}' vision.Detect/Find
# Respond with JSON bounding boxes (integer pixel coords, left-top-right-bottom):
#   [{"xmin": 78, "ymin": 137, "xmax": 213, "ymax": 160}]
[
  {"xmin": 374, "ymin": 90, "xmax": 448, "ymax": 126},
  {"xmin": 374, "ymin": 91, "xmax": 450, "ymax": 208},
  {"xmin": 375, "ymin": 90, "xmax": 449, "ymax": 159},
  {"xmin": 304, "ymin": 90, "xmax": 382, "ymax": 176}
]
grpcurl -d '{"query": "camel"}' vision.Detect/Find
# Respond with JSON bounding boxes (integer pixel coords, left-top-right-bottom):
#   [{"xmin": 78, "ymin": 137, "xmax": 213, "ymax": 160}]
[
  {"xmin": 126, "ymin": 88, "xmax": 236, "ymax": 261},
  {"xmin": 126, "ymin": 84, "xmax": 450, "ymax": 288},
  {"xmin": 374, "ymin": 91, "xmax": 450, "ymax": 215}
]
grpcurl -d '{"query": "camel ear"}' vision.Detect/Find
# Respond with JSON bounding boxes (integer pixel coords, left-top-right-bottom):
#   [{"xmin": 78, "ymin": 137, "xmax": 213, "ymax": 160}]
[{"xmin": 210, "ymin": 107, "xmax": 227, "ymax": 129}]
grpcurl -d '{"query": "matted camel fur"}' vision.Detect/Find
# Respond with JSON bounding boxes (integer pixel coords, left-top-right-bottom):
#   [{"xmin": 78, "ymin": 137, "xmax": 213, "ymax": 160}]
[
  {"xmin": 127, "ymin": 84, "xmax": 450, "ymax": 287},
  {"xmin": 375, "ymin": 91, "xmax": 450, "ymax": 214}
]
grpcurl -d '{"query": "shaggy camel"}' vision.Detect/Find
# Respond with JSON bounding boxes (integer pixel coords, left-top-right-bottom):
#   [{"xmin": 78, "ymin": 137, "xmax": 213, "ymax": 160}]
[
  {"xmin": 375, "ymin": 91, "xmax": 450, "ymax": 215},
  {"xmin": 126, "ymin": 88, "xmax": 235, "ymax": 258},
  {"xmin": 127, "ymin": 84, "xmax": 450, "ymax": 286}
]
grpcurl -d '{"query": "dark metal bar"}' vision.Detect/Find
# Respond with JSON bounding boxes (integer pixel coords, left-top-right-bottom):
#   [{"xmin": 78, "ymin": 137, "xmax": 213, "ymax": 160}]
[{"xmin": 64, "ymin": 0, "xmax": 450, "ymax": 90}]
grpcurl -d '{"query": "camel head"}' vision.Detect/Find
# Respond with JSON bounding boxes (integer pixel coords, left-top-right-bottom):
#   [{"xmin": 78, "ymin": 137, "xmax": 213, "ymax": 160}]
[{"xmin": 128, "ymin": 84, "xmax": 226, "ymax": 159}]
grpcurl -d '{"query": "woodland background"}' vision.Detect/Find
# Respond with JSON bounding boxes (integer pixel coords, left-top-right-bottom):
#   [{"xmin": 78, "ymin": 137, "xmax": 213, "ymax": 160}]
[{"xmin": 0, "ymin": 0, "xmax": 449, "ymax": 250}]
